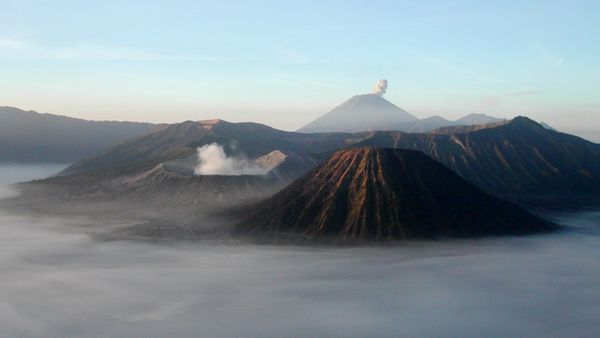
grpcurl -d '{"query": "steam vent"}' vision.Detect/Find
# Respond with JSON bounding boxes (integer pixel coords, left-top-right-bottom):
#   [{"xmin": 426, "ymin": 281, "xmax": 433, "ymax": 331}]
[{"xmin": 234, "ymin": 148, "xmax": 556, "ymax": 243}]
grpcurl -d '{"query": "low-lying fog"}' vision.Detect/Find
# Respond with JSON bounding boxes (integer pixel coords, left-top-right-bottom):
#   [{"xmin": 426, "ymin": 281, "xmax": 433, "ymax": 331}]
[{"xmin": 1, "ymin": 165, "xmax": 600, "ymax": 337}]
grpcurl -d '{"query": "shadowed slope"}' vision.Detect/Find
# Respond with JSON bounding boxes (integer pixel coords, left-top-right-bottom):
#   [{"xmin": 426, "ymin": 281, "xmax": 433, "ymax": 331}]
[
  {"xmin": 235, "ymin": 148, "xmax": 556, "ymax": 242},
  {"xmin": 354, "ymin": 117, "xmax": 600, "ymax": 205},
  {"xmin": 61, "ymin": 119, "xmax": 352, "ymax": 176}
]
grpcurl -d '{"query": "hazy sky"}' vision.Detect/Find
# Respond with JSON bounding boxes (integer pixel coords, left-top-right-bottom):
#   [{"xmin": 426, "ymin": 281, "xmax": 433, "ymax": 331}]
[{"xmin": 0, "ymin": 0, "xmax": 599, "ymax": 134}]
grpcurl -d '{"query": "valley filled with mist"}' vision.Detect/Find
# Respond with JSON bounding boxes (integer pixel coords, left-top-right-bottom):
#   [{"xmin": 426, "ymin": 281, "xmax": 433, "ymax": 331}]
[{"xmin": 1, "ymin": 165, "xmax": 600, "ymax": 337}]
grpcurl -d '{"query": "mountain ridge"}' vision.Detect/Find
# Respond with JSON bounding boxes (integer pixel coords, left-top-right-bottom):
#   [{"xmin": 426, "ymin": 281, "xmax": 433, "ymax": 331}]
[
  {"xmin": 55, "ymin": 116, "xmax": 600, "ymax": 208},
  {"xmin": 234, "ymin": 148, "xmax": 556, "ymax": 242},
  {"xmin": 0, "ymin": 106, "xmax": 157, "ymax": 163}
]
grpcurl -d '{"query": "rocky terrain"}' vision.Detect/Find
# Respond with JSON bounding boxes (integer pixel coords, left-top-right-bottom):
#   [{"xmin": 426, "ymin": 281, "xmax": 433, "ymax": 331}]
[
  {"xmin": 355, "ymin": 117, "xmax": 600, "ymax": 207},
  {"xmin": 60, "ymin": 119, "xmax": 352, "ymax": 176},
  {"xmin": 53, "ymin": 116, "xmax": 600, "ymax": 208},
  {"xmin": 235, "ymin": 148, "xmax": 556, "ymax": 242}
]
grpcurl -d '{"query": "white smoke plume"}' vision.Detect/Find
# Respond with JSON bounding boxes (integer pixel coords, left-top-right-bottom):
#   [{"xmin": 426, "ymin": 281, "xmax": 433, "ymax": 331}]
[
  {"xmin": 372, "ymin": 79, "xmax": 388, "ymax": 96},
  {"xmin": 194, "ymin": 143, "xmax": 268, "ymax": 176}
]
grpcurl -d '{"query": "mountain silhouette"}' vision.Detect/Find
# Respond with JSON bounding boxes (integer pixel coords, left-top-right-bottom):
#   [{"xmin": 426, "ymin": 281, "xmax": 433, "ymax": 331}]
[{"xmin": 0, "ymin": 106, "xmax": 156, "ymax": 163}]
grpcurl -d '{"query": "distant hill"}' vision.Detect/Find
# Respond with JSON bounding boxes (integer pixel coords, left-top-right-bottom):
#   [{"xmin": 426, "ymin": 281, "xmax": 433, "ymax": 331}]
[
  {"xmin": 430, "ymin": 120, "xmax": 509, "ymax": 135},
  {"xmin": 399, "ymin": 114, "xmax": 506, "ymax": 133},
  {"xmin": 234, "ymin": 148, "xmax": 556, "ymax": 242},
  {"xmin": 399, "ymin": 115, "xmax": 454, "ymax": 133},
  {"xmin": 298, "ymin": 94, "xmax": 419, "ymax": 133},
  {"xmin": 453, "ymin": 113, "xmax": 504, "ymax": 125},
  {"xmin": 0, "ymin": 106, "xmax": 156, "ymax": 163}
]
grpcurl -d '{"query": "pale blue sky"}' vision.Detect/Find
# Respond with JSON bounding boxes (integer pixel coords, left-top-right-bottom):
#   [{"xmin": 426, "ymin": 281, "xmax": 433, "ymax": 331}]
[{"xmin": 0, "ymin": 0, "xmax": 599, "ymax": 137}]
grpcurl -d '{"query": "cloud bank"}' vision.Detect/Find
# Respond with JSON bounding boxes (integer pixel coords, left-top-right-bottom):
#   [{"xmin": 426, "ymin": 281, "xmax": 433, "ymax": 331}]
[{"xmin": 2, "ymin": 164, "xmax": 600, "ymax": 337}]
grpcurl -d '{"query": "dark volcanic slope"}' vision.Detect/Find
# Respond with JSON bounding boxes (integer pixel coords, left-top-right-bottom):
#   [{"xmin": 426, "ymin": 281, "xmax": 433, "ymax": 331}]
[
  {"xmin": 0, "ymin": 106, "xmax": 156, "ymax": 163},
  {"xmin": 235, "ymin": 148, "xmax": 555, "ymax": 242},
  {"xmin": 355, "ymin": 117, "xmax": 600, "ymax": 205},
  {"xmin": 122, "ymin": 164, "xmax": 285, "ymax": 206},
  {"xmin": 61, "ymin": 119, "xmax": 353, "ymax": 176},
  {"xmin": 25, "ymin": 162, "xmax": 288, "ymax": 213}
]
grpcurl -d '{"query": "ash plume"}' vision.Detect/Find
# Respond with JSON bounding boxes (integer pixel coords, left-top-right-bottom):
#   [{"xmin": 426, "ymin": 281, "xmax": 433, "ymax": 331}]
[
  {"xmin": 194, "ymin": 143, "xmax": 268, "ymax": 176},
  {"xmin": 372, "ymin": 79, "xmax": 388, "ymax": 96}
]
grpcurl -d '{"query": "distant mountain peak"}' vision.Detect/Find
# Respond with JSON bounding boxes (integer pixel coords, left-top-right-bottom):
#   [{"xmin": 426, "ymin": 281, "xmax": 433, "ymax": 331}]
[
  {"xmin": 298, "ymin": 94, "xmax": 511, "ymax": 134},
  {"xmin": 423, "ymin": 115, "xmax": 451, "ymax": 122},
  {"xmin": 298, "ymin": 94, "xmax": 418, "ymax": 133},
  {"xmin": 509, "ymin": 116, "xmax": 544, "ymax": 127},
  {"xmin": 464, "ymin": 113, "xmax": 493, "ymax": 118},
  {"xmin": 454, "ymin": 113, "xmax": 505, "ymax": 126}
]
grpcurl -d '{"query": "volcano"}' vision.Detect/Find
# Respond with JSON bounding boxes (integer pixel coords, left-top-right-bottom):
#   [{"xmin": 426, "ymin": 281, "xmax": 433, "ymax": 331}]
[
  {"xmin": 298, "ymin": 94, "xmax": 418, "ymax": 133},
  {"xmin": 234, "ymin": 148, "xmax": 556, "ymax": 242}
]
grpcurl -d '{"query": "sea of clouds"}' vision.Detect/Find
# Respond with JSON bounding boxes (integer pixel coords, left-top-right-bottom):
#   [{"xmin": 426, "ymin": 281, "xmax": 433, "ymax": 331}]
[{"xmin": 1, "ymin": 164, "xmax": 600, "ymax": 337}]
